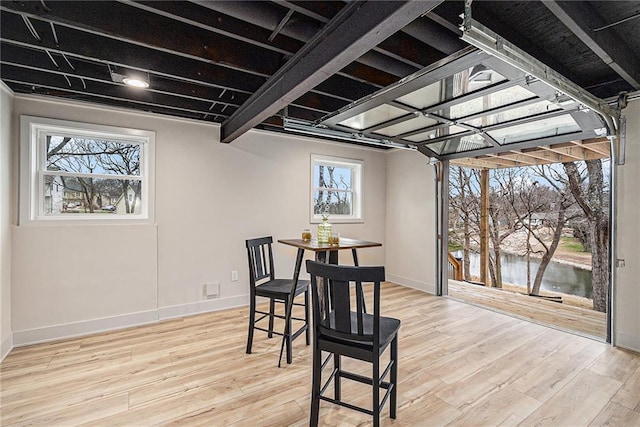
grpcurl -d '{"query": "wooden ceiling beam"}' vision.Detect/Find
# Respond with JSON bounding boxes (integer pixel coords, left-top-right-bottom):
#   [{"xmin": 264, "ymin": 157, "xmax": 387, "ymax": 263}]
[
  {"xmin": 451, "ymin": 158, "xmax": 498, "ymax": 169},
  {"xmin": 487, "ymin": 152, "xmax": 539, "ymax": 166},
  {"xmin": 570, "ymin": 140, "xmax": 610, "ymax": 157},
  {"xmin": 483, "ymin": 154, "xmax": 521, "ymax": 168},
  {"xmin": 539, "ymin": 145, "xmax": 586, "ymax": 161},
  {"xmin": 516, "ymin": 148, "xmax": 563, "ymax": 163},
  {"xmin": 581, "ymin": 138, "xmax": 611, "ymax": 155},
  {"xmin": 448, "ymin": 133, "xmax": 613, "ymax": 170}
]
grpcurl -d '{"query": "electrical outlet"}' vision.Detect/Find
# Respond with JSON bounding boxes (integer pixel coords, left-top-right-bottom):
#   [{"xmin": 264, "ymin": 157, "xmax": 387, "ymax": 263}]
[
  {"xmin": 231, "ymin": 270, "xmax": 239, "ymax": 281},
  {"xmin": 617, "ymin": 259, "xmax": 626, "ymax": 268}
]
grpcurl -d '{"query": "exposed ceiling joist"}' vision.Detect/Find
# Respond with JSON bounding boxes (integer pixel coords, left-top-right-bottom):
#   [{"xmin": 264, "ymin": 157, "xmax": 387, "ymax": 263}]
[
  {"xmin": 220, "ymin": 0, "xmax": 444, "ymax": 143},
  {"xmin": 489, "ymin": 152, "xmax": 539, "ymax": 166},
  {"xmin": 516, "ymin": 149, "xmax": 564, "ymax": 164},
  {"xmin": 571, "ymin": 139, "xmax": 610, "ymax": 156},
  {"xmin": 452, "ymin": 137, "xmax": 610, "ymax": 169},
  {"xmin": 540, "ymin": 145, "xmax": 586, "ymax": 161},
  {"xmin": 193, "ymin": 0, "xmax": 421, "ymax": 78},
  {"xmin": 544, "ymin": 1, "xmax": 640, "ymax": 90},
  {"xmin": 484, "ymin": 154, "xmax": 521, "ymax": 167},
  {"xmin": 0, "ymin": 2, "xmax": 281, "ymax": 77},
  {"xmin": 117, "ymin": 1, "xmax": 398, "ymax": 90},
  {"xmin": 450, "ymin": 157, "xmax": 499, "ymax": 169}
]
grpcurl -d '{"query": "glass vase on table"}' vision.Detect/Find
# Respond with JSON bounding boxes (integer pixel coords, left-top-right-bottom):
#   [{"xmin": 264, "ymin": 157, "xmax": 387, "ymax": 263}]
[{"xmin": 317, "ymin": 213, "xmax": 332, "ymax": 243}]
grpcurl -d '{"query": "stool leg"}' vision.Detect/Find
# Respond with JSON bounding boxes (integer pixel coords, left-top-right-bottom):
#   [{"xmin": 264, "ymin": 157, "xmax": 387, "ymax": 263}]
[
  {"xmin": 334, "ymin": 354, "xmax": 341, "ymax": 401},
  {"xmin": 304, "ymin": 290, "xmax": 310, "ymax": 345},
  {"xmin": 246, "ymin": 295, "xmax": 256, "ymax": 354},
  {"xmin": 310, "ymin": 347, "xmax": 321, "ymax": 427},
  {"xmin": 390, "ymin": 335, "xmax": 398, "ymax": 419},
  {"xmin": 373, "ymin": 357, "xmax": 380, "ymax": 427},
  {"xmin": 267, "ymin": 299, "xmax": 275, "ymax": 338},
  {"xmin": 286, "ymin": 300, "xmax": 293, "ymax": 364}
]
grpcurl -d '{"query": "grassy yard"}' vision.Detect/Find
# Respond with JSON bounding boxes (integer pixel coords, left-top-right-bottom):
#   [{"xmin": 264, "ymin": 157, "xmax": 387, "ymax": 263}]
[{"xmin": 560, "ymin": 236, "xmax": 586, "ymax": 252}]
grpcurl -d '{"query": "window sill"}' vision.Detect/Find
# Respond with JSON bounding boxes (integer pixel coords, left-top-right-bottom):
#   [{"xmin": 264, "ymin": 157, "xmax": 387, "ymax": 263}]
[{"xmin": 310, "ymin": 218, "xmax": 364, "ymax": 225}]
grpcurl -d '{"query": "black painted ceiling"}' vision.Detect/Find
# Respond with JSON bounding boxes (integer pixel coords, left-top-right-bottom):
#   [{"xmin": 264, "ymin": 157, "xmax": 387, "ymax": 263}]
[{"xmin": 1, "ymin": 1, "xmax": 638, "ymax": 148}]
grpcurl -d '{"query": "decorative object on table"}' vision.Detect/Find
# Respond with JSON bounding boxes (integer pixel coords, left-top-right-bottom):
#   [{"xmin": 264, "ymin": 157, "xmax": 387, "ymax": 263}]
[
  {"xmin": 317, "ymin": 212, "xmax": 332, "ymax": 243},
  {"xmin": 305, "ymin": 261, "xmax": 401, "ymax": 427},
  {"xmin": 245, "ymin": 236, "xmax": 310, "ymax": 366},
  {"xmin": 302, "ymin": 228, "xmax": 312, "ymax": 241}
]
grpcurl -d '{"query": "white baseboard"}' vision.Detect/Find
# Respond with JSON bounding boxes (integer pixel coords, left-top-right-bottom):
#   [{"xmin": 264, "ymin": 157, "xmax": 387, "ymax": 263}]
[
  {"xmin": 158, "ymin": 295, "xmax": 248, "ymax": 320},
  {"xmin": 12, "ymin": 295, "xmax": 250, "ymax": 348},
  {"xmin": 387, "ymin": 273, "xmax": 435, "ymax": 295},
  {"xmin": 615, "ymin": 331, "xmax": 640, "ymax": 353},
  {"xmin": 13, "ymin": 309, "xmax": 159, "ymax": 347},
  {"xmin": 1, "ymin": 333, "xmax": 13, "ymax": 362}
]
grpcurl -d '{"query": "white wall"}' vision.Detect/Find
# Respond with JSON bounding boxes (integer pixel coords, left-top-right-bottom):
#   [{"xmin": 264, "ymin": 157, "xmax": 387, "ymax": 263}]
[
  {"xmin": 385, "ymin": 149, "xmax": 437, "ymax": 293},
  {"xmin": 10, "ymin": 96, "xmax": 387, "ymax": 345},
  {"xmin": 1, "ymin": 84, "xmax": 14, "ymax": 359},
  {"xmin": 615, "ymin": 99, "xmax": 640, "ymax": 352}
]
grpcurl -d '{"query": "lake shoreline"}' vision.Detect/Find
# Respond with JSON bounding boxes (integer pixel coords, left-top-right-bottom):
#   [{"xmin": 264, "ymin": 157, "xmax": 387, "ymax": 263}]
[
  {"xmin": 456, "ymin": 248, "xmax": 594, "ymax": 301},
  {"xmin": 501, "ymin": 248, "xmax": 592, "ymax": 271}
]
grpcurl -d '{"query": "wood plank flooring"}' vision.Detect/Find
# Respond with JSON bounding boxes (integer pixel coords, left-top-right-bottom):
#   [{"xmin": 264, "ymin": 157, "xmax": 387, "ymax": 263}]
[
  {"xmin": 448, "ymin": 279, "xmax": 607, "ymax": 339},
  {"xmin": 2, "ymin": 282, "xmax": 638, "ymax": 426}
]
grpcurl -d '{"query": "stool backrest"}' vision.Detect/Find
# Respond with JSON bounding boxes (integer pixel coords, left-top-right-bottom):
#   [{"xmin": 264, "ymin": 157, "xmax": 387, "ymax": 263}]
[
  {"xmin": 246, "ymin": 236, "xmax": 275, "ymax": 287},
  {"xmin": 306, "ymin": 260, "xmax": 385, "ymax": 344}
]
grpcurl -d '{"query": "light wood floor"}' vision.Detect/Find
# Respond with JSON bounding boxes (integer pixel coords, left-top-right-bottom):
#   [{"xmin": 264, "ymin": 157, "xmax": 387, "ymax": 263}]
[
  {"xmin": 2, "ymin": 283, "xmax": 639, "ymax": 426},
  {"xmin": 448, "ymin": 280, "xmax": 607, "ymax": 340}
]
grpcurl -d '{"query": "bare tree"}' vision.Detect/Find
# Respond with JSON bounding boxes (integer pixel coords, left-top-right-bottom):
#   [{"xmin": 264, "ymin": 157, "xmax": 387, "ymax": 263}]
[
  {"xmin": 529, "ymin": 166, "xmax": 579, "ymax": 295},
  {"xmin": 449, "ymin": 166, "xmax": 480, "ymax": 281},
  {"xmin": 314, "ymin": 165, "xmax": 351, "ymax": 215},
  {"xmin": 495, "ymin": 168, "xmax": 546, "ymax": 293},
  {"xmin": 96, "ymin": 142, "xmax": 141, "ymax": 213},
  {"xmin": 564, "ymin": 160, "xmax": 609, "ymax": 312},
  {"xmin": 486, "ymin": 168, "xmax": 520, "ymax": 288}
]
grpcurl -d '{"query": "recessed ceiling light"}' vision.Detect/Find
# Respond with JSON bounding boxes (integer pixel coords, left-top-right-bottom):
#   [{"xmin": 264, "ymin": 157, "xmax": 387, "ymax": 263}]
[{"xmin": 123, "ymin": 77, "xmax": 149, "ymax": 88}]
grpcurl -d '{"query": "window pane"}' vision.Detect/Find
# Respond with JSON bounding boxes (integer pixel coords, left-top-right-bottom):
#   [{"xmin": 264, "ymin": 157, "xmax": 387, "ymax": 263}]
[
  {"xmin": 462, "ymin": 100, "xmax": 559, "ymax": 128},
  {"xmin": 43, "ymin": 176, "xmax": 142, "ymax": 215},
  {"xmin": 403, "ymin": 125, "xmax": 467, "ymax": 143},
  {"xmin": 313, "ymin": 164, "xmax": 353, "ymax": 190},
  {"xmin": 435, "ymin": 85, "xmax": 536, "ymax": 120},
  {"xmin": 396, "ymin": 67, "xmax": 506, "ymax": 110},
  {"xmin": 375, "ymin": 115, "xmax": 439, "ymax": 137},
  {"xmin": 440, "ymin": 134, "xmax": 491, "ymax": 154},
  {"xmin": 487, "ymin": 114, "xmax": 580, "ymax": 145},
  {"xmin": 46, "ymin": 135, "xmax": 141, "ymax": 176},
  {"xmin": 313, "ymin": 190, "xmax": 352, "ymax": 215},
  {"xmin": 338, "ymin": 104, "xmax": 406, "ymax": 130}
]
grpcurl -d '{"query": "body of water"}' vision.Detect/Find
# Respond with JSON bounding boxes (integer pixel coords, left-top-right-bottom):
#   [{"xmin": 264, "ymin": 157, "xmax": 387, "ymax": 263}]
[{"xmin": 453, "ymin": 250, "xmax": 593, "ymax": 299}]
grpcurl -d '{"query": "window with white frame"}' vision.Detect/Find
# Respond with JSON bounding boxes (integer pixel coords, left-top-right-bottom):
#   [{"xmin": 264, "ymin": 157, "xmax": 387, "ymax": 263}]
[
  {"xmin": 20, "ymin": 116, "xmax": 155, "ymax": 224},
  {"xmin": 310, "ymin": 154, "xmax": 363, "ymax": 223}
]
